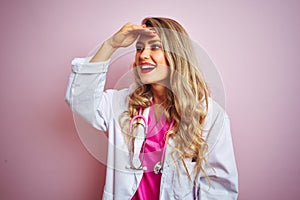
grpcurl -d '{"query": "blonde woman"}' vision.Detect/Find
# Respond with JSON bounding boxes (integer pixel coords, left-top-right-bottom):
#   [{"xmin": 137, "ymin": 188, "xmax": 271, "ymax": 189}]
[{"xmin": 66, "ymin": 17, "xmax": 238, "ymax": 200}]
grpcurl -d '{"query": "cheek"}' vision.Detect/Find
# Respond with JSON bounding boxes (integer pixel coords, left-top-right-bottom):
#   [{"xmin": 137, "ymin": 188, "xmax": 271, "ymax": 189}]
[{"xmin": 153, "ymin": 54, "xmax": 167, "ymax": 65}]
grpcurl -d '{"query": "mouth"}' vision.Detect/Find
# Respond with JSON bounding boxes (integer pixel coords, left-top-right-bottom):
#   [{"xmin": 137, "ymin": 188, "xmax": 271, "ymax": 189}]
[{"xmin": 139, "ymin": 63, "xmax": 157, "ymax": 73}]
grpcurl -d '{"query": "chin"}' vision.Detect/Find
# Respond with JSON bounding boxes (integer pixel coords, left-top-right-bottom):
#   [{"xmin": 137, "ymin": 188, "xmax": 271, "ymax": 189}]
[{"xmin": 140, "ymin": 79, "xmax": 154, "ymax": 85}]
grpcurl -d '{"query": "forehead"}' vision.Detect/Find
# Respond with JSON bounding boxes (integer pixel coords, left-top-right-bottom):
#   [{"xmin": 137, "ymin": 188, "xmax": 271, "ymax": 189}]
[{"xmin": 137, "ymin": 34, "xmax": 162, "ymax": 44}]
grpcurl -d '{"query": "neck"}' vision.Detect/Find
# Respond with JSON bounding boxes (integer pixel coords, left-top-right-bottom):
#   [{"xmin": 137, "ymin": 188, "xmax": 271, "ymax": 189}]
[{"xmin": 151, "ymin": 84, "xmax": 168, "ymax": 105}]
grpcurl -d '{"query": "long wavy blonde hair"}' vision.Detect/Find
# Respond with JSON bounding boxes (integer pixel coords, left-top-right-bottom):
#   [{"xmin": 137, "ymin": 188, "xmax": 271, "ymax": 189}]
[{"xmin": 120, "ymin": 17, "xmax": 210, "ymax": 181}]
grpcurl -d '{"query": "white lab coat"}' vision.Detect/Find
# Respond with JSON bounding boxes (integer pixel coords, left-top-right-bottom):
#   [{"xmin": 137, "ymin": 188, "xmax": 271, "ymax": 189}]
[{"xmin": 65, "ymin": 57, "xmax": 239, "ymax": 200}]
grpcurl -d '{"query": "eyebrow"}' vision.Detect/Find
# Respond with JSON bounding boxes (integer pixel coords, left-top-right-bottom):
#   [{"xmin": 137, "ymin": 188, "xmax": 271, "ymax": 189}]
[{"xmin": 136, "ymin": 40, "xmax": 162, "ymax": 45}]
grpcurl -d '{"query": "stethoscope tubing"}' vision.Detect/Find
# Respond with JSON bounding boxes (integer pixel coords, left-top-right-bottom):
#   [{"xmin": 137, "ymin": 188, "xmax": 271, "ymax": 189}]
[{"xmin": 128, "ymin": 106, "xmax": 174, "ymax": 173}]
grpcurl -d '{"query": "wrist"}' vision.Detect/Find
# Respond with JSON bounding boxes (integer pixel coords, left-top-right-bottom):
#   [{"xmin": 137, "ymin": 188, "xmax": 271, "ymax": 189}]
[
  {"xmin": 90, "ymin": 40, "xmax": 117, "ymax": 63},
  {"xmin": 104, "ymin": 38, "xmax": 118, "ymax": 50}
]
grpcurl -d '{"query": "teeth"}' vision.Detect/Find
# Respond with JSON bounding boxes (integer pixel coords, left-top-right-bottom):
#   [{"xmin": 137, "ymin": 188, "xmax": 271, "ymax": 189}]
[{"xmin": 141, "ymin": 65, "xmax": 156, "ymax": 70}]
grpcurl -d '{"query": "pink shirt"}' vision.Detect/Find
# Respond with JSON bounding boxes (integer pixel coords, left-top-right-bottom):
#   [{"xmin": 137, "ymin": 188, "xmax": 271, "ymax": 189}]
[{"xmin": 132, "ymin": 105, "xmax": 172, "ymax": 200}]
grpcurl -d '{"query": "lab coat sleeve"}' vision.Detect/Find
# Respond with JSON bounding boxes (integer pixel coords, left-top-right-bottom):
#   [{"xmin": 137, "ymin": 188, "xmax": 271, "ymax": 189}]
[
  {"xmin": 65, "ymin": 57, "xmax": 110, "ymax": 131},
  {"xmin": 198, "ymin": 113, "xmax": 239, "ymax": 199}
]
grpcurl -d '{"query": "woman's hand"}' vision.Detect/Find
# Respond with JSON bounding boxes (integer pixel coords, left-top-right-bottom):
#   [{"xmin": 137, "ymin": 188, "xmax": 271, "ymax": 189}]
[
  {"xmin": 90, "ymin": 23, "xmax": 155, "ymax": 62},
  {"xmin": 108, "ymin": 23, "xmax": 155, "ymax": 48}
]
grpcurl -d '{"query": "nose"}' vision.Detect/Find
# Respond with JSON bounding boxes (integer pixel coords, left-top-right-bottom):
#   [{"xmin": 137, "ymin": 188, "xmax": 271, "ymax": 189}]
[{"xmin": 139, "ymin": 47, "xmax": 151, "ymax": 60}]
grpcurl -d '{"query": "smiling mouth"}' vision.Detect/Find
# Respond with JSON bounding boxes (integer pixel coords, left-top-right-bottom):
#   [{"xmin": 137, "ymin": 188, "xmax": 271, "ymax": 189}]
[{"xmin": 140, "ymin": 65, "xmax": 157, "ymax": 73}]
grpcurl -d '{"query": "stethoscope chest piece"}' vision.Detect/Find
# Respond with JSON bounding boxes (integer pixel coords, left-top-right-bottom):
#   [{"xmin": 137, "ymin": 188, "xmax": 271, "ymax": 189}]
[{"xmin": 154, "ymin": 161, "xmax": 163, "ymax": 174}]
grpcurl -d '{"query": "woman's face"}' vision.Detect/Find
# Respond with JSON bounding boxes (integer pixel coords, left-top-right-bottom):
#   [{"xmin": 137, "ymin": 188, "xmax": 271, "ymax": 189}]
[{"xmin": 134, "ymin": 34, "xmax": 170, "ymax": 86}]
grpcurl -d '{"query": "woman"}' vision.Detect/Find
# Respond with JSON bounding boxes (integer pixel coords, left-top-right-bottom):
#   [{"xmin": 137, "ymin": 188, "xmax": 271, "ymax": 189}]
[{"xmin": 66, "ymin": 17, "xmax": 238, "ymax": 200}]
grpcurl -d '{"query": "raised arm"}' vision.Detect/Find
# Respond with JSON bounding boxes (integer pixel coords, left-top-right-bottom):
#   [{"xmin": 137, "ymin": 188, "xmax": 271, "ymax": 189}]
[
  {"xmin": 90, "ymin": 23, "xmax": 155, "ymax": 62},
  {"xmin": 65, "ymin": 22, "xmax": 156, "ymax": 130}
]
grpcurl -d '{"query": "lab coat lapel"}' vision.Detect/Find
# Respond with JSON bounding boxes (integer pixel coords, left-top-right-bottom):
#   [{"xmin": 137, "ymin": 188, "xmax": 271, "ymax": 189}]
[{"xmin": 162, "ymin": 138, "xmax": 179, "ymax": 168}]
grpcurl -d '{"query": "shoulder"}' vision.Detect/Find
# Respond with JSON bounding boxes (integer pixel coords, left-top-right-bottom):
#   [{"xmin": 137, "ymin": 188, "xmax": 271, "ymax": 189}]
[
  {"xmin": 206, "ymin": 98, "xmax": 228, "ymax": 123},
  {"xmin": 99, "ymin": 84, "xmax": 137, "ymax": 118},
  {"xmin": 102, "ymin": 83, "xmax": 136, "ymax": 104}
]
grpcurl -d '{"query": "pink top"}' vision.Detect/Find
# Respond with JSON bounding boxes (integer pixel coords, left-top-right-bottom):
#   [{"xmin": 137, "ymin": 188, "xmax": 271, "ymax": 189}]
[{"xmin": 131, "ymin": 105, "xmax": 172, "ymax": 200}]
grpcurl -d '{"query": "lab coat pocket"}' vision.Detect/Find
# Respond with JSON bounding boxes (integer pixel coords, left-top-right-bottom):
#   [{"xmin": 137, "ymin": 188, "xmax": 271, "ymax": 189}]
[{"xmin": 172, "ymin": 159, "xmax": 196, "ymax": 199}]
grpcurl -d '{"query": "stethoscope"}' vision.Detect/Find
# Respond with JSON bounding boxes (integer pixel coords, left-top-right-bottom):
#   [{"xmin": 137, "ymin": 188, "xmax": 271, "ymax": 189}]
[{"xmin": 128, "ymin": 106, "xmax": 174, "ymax": 174}]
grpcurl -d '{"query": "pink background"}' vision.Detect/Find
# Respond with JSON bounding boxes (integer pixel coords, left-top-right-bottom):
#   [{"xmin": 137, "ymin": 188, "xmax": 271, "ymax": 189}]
[{"xmin": 1, "ymin": 0, "xmax": 299, "ymax": 199}]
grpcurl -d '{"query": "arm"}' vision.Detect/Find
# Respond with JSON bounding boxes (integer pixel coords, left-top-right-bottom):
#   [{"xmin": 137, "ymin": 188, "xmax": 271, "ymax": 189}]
[
  {"xmin": 65, "ymin": 57, "xmax": 110, "ymax": 131},
  {"xmin": 65, "ymin": 23, "xmax": 156, "ymax": 130},
  {"xmin": 90, "ymin": 23, "xmax": 155, "ymax": 62}
]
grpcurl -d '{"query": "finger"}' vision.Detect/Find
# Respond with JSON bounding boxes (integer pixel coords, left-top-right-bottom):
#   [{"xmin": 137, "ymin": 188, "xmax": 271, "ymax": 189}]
[
  {"xmin": 129, "ymin": 24, "xmax": 147, "ymax": 32},
  {"xmin": 133, "ymin": 25, "xmax": 157, "ymax": 36},
  {"xmin": 127, "ymin": 23, "xmax": 154, "ymax": 33},
  {"xmin": 121, "ymin": 23, "xmax": 156, "ymax": 39}
]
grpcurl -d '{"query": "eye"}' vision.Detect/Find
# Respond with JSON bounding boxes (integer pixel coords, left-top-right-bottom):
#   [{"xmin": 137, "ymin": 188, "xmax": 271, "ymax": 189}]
[
  {"xmin": 136, "ymin": 46, "xmax": 144, "ymax": 52},
  {"xmin": 151, "ymin": 44, "xmax": 162, "ymax": 51}
]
